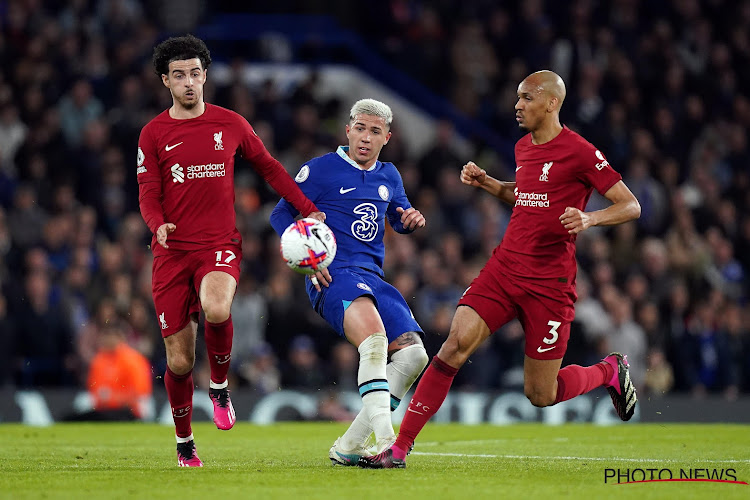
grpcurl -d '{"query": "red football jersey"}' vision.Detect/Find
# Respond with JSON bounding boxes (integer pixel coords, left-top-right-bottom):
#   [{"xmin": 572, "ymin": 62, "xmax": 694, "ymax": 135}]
[
  {"xmin": 495, "ymin": 127, "xmax": 622, "ymax": 281},
  {"xmin": 137, "ymin": 103, "xmax": 316, "ymax": 256}
]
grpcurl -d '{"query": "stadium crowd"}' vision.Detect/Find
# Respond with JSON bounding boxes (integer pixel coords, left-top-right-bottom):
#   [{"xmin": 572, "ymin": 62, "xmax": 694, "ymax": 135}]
[{"xmin": 0, "ymin": 0, "xmax": 749, "ymax": 402}]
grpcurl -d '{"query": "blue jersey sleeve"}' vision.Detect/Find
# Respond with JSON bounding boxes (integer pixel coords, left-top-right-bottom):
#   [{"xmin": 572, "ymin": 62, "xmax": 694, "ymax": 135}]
[
  {"xmin": 385, "ymin": 166, "xmax": 413, "ymax": 234},
  {"xmin": 270, "ymin": 198, "xmax": 298, "ymax": 237},
  {"xmin": 270, "ymin": 163, "xmax": 319, "ymax": 236}
]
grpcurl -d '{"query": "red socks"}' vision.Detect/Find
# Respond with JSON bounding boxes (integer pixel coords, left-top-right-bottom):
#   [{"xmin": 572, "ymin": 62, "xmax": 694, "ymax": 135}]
[
  {"xmin": 204, "ymin": 315, "xmax": 233, "ymax": 385},
  {"xmin": 554, "ymin": 362, "xmax": 613, "ymax": 404},
  {"xmin": 393, "ymin": 356, "xmax": 458, "ymax": 459},
  {"xmin": 165, "ymin": 366, "xmax": 194, "ymax": 438}
]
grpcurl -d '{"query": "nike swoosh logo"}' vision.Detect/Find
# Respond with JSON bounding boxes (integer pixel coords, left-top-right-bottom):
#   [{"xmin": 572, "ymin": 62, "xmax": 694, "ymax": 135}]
[
  {"xmin": 537, "ymin": 346, "xmax": 556, "ymax": 353},
  {"xmin": 165, "ymin": 142, "xmax": 183, "ymax": 151},
  {"xmin": 216, "ymin": 359, "xmax": 230, "ymax": 364},
  {"xmin": 407, "ymin": 408, "xmax": 424, "ymax": 415},
  {"xmin": 339, "ymin": 187, "xmax": 356, "ymax": 194},
  {"xmin": 215, "ymin": 263, "xmax": 232, "ymax": 267},
  {"xmin": 515, "ymin": 165, "xmax": 523, "ymax": 172}
]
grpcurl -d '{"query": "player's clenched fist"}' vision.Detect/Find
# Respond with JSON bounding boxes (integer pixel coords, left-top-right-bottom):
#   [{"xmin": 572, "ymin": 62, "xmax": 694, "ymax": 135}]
[
  {"xmin": 396, "ymin": 206, "xmax": 426, "ymax": 229},
  {"xmin": 559, "ymin": 206, "xmax": 592, "ymax": 234},
  {"xmin": 461, "ymin": 161, "xmax": 487, "ymax": 187}
]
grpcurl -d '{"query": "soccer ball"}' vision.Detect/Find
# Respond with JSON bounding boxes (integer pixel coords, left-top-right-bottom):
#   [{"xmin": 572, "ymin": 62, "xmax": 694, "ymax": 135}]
[{"xmin": 280, "ymin": 218, "xmax": 337, "ymax": 275}]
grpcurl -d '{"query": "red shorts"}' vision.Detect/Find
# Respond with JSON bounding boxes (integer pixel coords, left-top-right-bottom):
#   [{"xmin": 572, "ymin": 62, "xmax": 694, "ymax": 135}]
[
  {"xmin": 151, "ymin": 243, "xmax": 241, "ymax": 337},
  {"xmin": 458, "ymin": 257, "xmax": 576, "ymax": 360}
]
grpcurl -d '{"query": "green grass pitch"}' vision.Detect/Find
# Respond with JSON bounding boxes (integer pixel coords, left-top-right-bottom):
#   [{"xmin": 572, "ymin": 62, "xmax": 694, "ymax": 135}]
[{"xmin": 1, "ymin": 422, "xmax": 748, "ymax": 499}]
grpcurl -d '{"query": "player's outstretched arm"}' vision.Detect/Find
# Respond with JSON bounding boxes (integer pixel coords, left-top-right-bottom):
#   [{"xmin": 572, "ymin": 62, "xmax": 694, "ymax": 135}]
[
  {"xmin": 559, "ymin": 180, "xmax": 641, "ymax": 234},
  {"xmin": 460, "ymin": 161, "xmax": 516, "ymax": 206}
]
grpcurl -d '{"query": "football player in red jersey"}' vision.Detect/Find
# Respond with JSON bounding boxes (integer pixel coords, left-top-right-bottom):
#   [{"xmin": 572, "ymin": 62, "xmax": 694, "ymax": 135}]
[
  {"xmin": 137, "ymin": 34, "xmax": 324, "ymax": 467},
  {"xmin": 361, "ymin": 70, "xmax": 641, "ymax": 469}
]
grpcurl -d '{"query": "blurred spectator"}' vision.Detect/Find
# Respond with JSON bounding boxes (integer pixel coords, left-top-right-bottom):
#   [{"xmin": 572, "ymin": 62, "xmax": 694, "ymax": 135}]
[
  {"xmin": 717, "ymin": 303, "xmax": 748, "ymax": 398},
  {"xmin": 125, "ymin": 295, "xmax": 158, "ymax": 361},
  {"xmin": 57, "ymin": 79, "xmax": 104, "ymax": 148},
  {"xmin": 665, "ymin": 201, "xmax": 711, "ymax": 283},
  {"xmin": 264, "ymin": 268, "xmax": 310, "ymax": 360},
  {"xmin": 644, "ymin": 348, "xmax": 674, "ymax": 397},
  {"xmin": 603, "ymin": 294, "xmax": 647, "ymax": 388},
  {"xmin": 14, "ymin": 270, "xmax": 75, "ymax": 387},
  {"xmin": 0, "ymin": 104, "xmax": 27, "ymax": 177},
  {"xmin": 680, "ymin": 300, "xmax": 737, "ymax": 398},
  {"xmin": 417, "ymin": 119, "xmax": 462, "ymax": 185},
  {"xmin": 328, "ymin": 340, "xmax": 358, "ymax": 391},
  {"xmin": 281, "ymin": 335, "xmax": 327, "ymax": 389},
  {"xmin": 316, "ymin": 389, "xmax": 356, "ymax": 422},
  {"xmin": 0, "ymin": 293, "xmax": 16, "ymax": 387},
  {"xmin": 8, "ymin": 185, "xmax": 46, "ymax": 250},
  {"xmin": 86, "ymin": 319, "xmax": 153, "ymax": 420},
  {"xmin": 640, "ymin": 237, "xmax": 674, "ymax": 305},
  {"xmin": 230, "ymin": 272, "xmax": 267, "ymax": 374},
  {"xmin": 572, "ymin": 275, "xmax": 612, "ymax": 345},
  {"xmin": 239, "ymin": 342, "xmax": 281, "ymax": 394}
]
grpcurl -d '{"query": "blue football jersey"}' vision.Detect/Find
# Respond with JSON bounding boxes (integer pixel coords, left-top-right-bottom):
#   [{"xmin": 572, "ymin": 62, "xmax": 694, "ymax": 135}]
[{"xmin": 270, "ymin": 146, "xmax": 414, "ymax": 276}]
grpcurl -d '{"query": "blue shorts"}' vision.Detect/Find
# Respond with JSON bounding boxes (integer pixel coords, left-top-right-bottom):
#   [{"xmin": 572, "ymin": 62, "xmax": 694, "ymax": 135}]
[{"xmin": 307, "ymin": 267, "xmax": 422, "ymax": 342}]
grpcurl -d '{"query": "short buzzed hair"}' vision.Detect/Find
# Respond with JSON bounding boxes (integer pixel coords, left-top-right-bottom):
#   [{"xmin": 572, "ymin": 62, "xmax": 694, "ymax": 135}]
[
  {"xmin": 349, "ymin": 98, "xmax": 393, "ymax": 128},
  {"xmin": 152, "ymin": 34, "xmax": 212, "ymax": 76}
]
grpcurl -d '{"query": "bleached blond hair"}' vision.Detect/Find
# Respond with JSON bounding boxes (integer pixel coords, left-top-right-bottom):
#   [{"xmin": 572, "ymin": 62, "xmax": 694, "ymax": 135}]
[{"xmin": 349, "ymin": 98, "xmax": 393, "ymax": 128}]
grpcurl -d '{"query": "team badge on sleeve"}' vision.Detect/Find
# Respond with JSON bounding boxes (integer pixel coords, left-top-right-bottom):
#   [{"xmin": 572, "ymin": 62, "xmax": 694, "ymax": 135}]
[
  {"xmin": 295, "ymin": 165, "xmax": 310, "ymax": 183},
  {"xmin": 137, "ymin": 147, "xmax": 146, "ymax": 174},
  {"xmin": 594, "ymin": 150, "xmax": 609, "ymax": 171}
]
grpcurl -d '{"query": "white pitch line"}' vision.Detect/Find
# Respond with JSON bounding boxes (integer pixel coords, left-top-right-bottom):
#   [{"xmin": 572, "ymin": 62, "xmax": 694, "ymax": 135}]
[
  {"xmin": 410, "ymin": 452, "xmax": 750, "ymax": 464},
  {"xmin": 417, "ymin": 438, "xmax": 569, "ymax": 447}
]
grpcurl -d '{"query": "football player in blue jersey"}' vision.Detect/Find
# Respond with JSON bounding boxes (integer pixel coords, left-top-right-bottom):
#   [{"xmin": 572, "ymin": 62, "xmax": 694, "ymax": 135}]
[{"xmin": 271, "ymin": 98, "xmax": 429, "ymax": 465}]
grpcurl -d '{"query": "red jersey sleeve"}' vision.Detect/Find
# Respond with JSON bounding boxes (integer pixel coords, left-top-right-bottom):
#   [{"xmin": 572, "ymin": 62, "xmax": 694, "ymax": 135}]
[
  {"xmin": 575, "ymin": 142, "xmax": 622, "ymax": 195},
  {"xmin": 237, "ymin": 118, "xmax": 318, "ymax": 216},
  {"xmin": 136, "ymin": 124, "xmax": 166, "ymax": 234}
]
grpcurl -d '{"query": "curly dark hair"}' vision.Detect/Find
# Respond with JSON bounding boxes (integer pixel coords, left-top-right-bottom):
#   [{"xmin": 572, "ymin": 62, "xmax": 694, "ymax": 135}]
[{"xmin": 152, "ymin": 34, "xmax": 212, "ymax": 76}]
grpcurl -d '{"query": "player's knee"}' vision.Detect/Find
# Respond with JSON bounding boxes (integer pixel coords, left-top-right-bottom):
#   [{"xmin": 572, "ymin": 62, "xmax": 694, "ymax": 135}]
[
  {"xmin": 202, "ymin": 301, "xmax": 231, "ymax": 324},
  {"xmin": 167, "ymin": 352, "xmax": 195, "ymax": 374},
  {"xmin": 393, "ymin": 343, "xmax": 429, "ymax": 374},
  {"xmin": 524, "ymin": 385, "xmax": 556, "ymax": 407},
  {"xmin": 412, "ymin": 344, "xmax": 429, "ymax": 372}
]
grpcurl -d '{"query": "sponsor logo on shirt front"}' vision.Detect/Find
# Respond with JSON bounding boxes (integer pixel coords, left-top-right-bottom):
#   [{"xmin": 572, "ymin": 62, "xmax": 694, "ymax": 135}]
[
  {"xmin": 514, "ymin": 188, "xmax": 550, "ymax": 208},
  {"xmin": 171, "ymin": 164, "xmax": 184, "ymax": 183},
  {"xmin": 170, "ymin": 162, "xmax": 227, "ymax": 183},
  {"xmin": 186, "ymin": 162, "xmax": 226, "ymax": 179}
]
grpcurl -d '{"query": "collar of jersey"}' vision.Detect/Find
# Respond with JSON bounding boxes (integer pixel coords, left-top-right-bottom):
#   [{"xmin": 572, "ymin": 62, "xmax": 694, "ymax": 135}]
[{"xmin": 337, "ymin": 146, "xmax": 378, "ymax": 171}]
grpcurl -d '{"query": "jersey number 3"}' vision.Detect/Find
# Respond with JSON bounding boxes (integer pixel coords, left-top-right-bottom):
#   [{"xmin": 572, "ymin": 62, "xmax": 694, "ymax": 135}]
[
  {"xmin": 351, "ymin": 203, "xmax": 378, "ymax": 242},
  {"xmin": 543, "ymin": 320, "xmax": 561, "ymax": 345}
]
